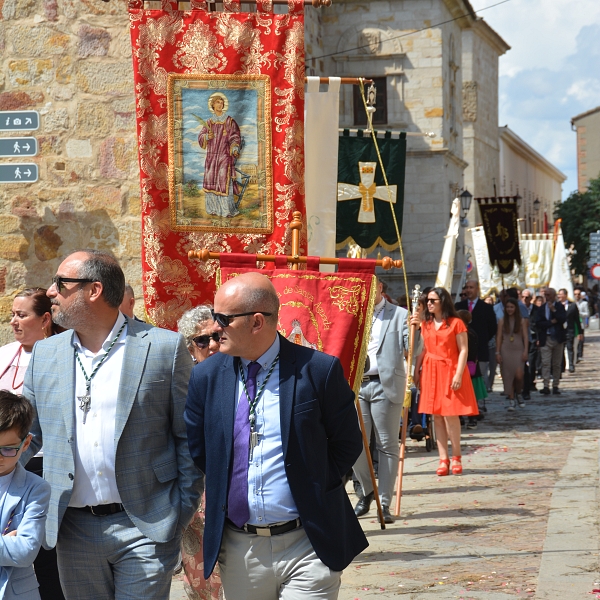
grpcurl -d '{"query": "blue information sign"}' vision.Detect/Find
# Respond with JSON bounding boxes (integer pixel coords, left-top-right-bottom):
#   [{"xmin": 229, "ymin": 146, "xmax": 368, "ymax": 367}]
[
  {"xmin": 0, "ymin": 163, "xmax": 38, "ymax": 183},
  {"xmin": 0, "ymin": 111, "xmax": 40, "ymax": 131},
  {"xmin": 0, "ymin": 137, "xmax": 37, "ymax": 157}
]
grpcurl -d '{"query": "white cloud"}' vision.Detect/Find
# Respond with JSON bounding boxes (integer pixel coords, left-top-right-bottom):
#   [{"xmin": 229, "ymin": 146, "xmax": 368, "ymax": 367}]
[
  {"xmin": 470, "ymin": 0, "xmax": 600, "ymax": 77},
  {"xmin": 469, "ymin": 1, "xmax": 600, "ymax": 197}
]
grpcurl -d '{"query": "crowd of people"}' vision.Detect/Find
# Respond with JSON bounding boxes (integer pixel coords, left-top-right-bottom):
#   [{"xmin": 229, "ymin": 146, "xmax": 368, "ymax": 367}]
[{"xmin": 0, "ymin": 249, "xmax": 596, "ymax": 600}]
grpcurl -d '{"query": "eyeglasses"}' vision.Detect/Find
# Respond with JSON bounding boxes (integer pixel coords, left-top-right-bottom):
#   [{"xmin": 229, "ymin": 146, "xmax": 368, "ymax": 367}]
[
  {"xmin": 0, "ymin": 437, "xmax": 26, "ymax": 458},
  {"xmin": 192, "ymin": 333, "xmax": 220, "ymax": 349},
  {"xmin": 211, "ymin": 309, "xmax": 272, "ymax": 328},
  {"xmin": 426, "ymin": 298, "xmax": 440, "ymax": 304},
  {"xmin": 51, "ymin": 276, "xmax": 95, "ymax": 292}
]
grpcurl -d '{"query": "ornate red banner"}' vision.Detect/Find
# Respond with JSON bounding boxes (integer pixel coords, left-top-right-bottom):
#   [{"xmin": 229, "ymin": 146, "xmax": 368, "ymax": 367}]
[
  {"xmin": 128, "ymin": 0, "xmax": 306, "ymax": 328},
  {"xmin": 219, "ymin": 264, "xmax": 376, "ymax": 395}
]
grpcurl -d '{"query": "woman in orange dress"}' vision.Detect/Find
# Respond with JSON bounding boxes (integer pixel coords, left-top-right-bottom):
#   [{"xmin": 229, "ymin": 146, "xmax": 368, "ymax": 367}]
[{"xmin": 413, "ymin": 287, "xmax": 478, "ymax": 476}]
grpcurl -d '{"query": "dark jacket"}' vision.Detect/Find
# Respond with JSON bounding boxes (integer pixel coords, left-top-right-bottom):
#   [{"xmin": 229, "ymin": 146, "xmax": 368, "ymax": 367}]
[
  {"xmin": 532, "ymin": 301, "xmax": 567, "ymax": 346},
  {"xmin": 455, "ymin": 299, "xmax": 497, "ymax": 362},
  {"xmin": 184, "ymin": 334, "xmax": 368, "ymax": 578},
  {"xmin": 563, "ymin": 301, "xmax": 581, "ymax": 337}
]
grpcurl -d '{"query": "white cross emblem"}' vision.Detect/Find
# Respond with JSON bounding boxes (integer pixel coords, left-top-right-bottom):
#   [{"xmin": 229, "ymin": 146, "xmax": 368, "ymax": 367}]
[{"xmin": 337, "ymin": 162, "xmax": 397, "ymax": 223}]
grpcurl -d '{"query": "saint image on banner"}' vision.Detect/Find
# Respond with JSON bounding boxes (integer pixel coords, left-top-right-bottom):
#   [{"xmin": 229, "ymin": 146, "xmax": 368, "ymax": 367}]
[
  {"xmin": 168, "ymin": 74, "xmax": 273, "ymax": 234},
  {"xmin": 198, "ymin": 93, "xmax": 241, "ymax": 218}
]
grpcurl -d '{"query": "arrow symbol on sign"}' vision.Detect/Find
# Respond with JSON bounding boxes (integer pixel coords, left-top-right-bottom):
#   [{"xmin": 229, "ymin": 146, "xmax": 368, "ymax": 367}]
[
  {"xmin": 24, "ymin": 169, "xmax": 31, "ymax": 177},
  {"xmin": 25, "ymin": 118, "xmax": 32, "ymax": 125},
  {"xmin": 23, "ymin": 143, "xmax": 30, "ymax": 151}
]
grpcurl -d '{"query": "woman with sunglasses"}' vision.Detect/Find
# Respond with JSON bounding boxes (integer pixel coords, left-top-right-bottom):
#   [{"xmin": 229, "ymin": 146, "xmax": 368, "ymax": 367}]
[
  {"xmin": 412, "ymin": 287, "xmax": 478, "ymax": 476},
  {"xmin": 177, "ymin": 306, "xmax": 222, "ymax": 600},
  {"xmin": 0, "ymin": 288, "xmax": 65, "ymax": 600}
]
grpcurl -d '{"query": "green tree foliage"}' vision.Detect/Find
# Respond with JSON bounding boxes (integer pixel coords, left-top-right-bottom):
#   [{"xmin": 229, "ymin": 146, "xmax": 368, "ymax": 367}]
[{"xmin": 555, "ymin": 175, "xmax": 600, "ymax": 276}]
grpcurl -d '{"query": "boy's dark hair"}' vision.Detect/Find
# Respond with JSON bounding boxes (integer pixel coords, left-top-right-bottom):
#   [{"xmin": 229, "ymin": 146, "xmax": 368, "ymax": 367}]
[{"xmin": 0, "ymin": 390, "xmax": 34, "ymax": 439}]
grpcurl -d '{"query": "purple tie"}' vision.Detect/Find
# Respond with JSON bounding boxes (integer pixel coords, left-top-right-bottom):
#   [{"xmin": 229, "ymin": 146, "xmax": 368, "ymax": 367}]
[{"xmin": 227, "ymin": 361, "xmax": 261, "ymax": 527}]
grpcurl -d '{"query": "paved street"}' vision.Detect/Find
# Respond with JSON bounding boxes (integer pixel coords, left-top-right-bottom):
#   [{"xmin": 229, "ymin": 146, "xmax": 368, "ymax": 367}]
[{"xmin": 172, "ymin": 330, "xmax": 600, "ymax": 599}]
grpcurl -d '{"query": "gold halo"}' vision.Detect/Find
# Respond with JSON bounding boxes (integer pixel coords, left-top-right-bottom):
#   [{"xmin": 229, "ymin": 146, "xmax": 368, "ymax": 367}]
[{"xmin": 208, "ymin": 92, "xmax": 228, "ymax": 114}]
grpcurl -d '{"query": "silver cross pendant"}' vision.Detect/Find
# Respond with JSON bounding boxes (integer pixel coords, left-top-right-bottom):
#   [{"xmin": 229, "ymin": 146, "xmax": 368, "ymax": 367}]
[{"xmin": 78, "ymin": 391, "xmax": 91, "ymax": 424}]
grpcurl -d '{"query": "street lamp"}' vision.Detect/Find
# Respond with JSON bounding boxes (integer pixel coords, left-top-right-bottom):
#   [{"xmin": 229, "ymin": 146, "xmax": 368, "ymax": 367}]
[
  {"xmin": 459, "ymin": 188, "xmax": 473, "ymax": 226},
  {"xmin": 533, "ymin": 197, "xmax": 540, "ymax": 234}
]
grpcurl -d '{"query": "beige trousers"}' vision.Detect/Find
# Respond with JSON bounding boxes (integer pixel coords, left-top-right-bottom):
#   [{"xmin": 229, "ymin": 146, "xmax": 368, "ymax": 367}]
[
  {"xmin": 541, "ymin": 338, "xmax": 565, "ymax": 388},
  {"xmin": 218, "ymin": 523, "xmax": 342, "ymax": 600}
]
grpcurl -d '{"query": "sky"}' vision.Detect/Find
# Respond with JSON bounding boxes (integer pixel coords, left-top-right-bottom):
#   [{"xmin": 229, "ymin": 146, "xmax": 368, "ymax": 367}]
[{"xmin": 470, "ymin": 0, "xmax": 600, "ymax": 199}]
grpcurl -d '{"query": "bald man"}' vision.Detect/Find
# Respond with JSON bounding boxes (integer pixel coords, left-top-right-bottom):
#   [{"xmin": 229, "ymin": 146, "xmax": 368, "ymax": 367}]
[{"xmin": 184, "ymin": 273, "xmax": 368, "ymax": 599}]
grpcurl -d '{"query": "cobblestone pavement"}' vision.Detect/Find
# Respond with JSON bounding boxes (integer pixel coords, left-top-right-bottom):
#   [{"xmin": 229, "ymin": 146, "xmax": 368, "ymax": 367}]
[{"xmin": 172, "ymin": 331, "xmax": 600, "ymax": 600}]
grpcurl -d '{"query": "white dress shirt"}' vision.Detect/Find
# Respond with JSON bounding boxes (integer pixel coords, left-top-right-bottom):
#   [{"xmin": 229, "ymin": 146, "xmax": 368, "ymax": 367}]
[
  {"xmin": 237, "ymin": 335, "xmax": 299, "ymax": 525},
  {"xmin": 365, "ymin": 298, "xmax": 386, "ymax": 376},
  {"xmin": 69, "ymin": 312, "xmax": 127, "ymax": 508}
]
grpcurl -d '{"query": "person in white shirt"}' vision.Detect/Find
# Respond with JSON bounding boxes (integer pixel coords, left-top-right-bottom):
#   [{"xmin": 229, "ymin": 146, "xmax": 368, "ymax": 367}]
[
  {"xmin": 0, "ymin": 288, "xmax": 65, "ymax": 600},
  {"xmin": 352, "ymin": 277, "xmax": 416, "ymax": 524},
  {"xmin": 21, "ymin": 250, "xmax": 202, "ymax": 600},
  {"xmin": 574, "ymin": 288, "xmax": 589, "ymax": 362}
]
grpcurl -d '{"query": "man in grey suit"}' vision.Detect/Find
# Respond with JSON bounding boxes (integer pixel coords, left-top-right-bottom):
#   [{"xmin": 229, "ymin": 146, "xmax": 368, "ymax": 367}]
[
  {"xmin": 22, "ymin": 250, "xmax": 202, "ymax": 599},
  {"xmin": 352, "ymin": 278, "xmax": 416, "ymax": 523}
]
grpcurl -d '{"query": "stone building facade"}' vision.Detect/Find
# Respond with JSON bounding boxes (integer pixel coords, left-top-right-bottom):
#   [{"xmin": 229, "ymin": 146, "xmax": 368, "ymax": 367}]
[
  {"xmin": 0, "ymin": 0, "xmax": 141, "ymax": 342},
  {"xmin": 0, "ymin": 0, "xmax": 559, "ymax": 341},
  {"xmin": 571, "ymin": 106, "xmax": 600, "ymax": 193},
  {"xmin": 305, "ymin": 0, "xmax": 509, "ymax": 295},
  {"xmin": 498, "ymin": 126, "xmax": 566, "ymax": 233}
]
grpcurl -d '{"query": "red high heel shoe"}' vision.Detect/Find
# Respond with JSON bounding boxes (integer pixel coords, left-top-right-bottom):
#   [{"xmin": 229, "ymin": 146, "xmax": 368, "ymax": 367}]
[
  {"xmin": 451, "ymin": 456, "xmax": 462, "ymax": 475},
  {"xmin": 436, "ymin": 459, "xmax": 450, "ymax": 476}
]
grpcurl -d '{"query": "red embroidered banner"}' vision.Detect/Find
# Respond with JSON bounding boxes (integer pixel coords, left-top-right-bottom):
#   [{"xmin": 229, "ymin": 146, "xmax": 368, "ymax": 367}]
[
  {"xmin": 219, "ymin": 265, "xmax": 377, "ymax": 396},
  {"xmin": 128, "ymin": 0, "xmax": 306, "ymax": 328}
]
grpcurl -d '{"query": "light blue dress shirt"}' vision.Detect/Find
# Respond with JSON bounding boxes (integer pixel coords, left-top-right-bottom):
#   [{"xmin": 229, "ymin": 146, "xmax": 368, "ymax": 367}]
[{"xmin": 237, "ymin": 335, "xmax": 299, "ymax": 525}]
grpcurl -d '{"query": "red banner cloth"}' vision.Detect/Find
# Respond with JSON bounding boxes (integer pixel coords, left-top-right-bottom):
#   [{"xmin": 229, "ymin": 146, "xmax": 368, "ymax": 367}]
[
  {"xmin": 218, "ymin": 267, "xmax": 377, "ymax": 396},
  {"xmin": 128, "ymin": 0, "xmax": 306, "ymax": 329}
]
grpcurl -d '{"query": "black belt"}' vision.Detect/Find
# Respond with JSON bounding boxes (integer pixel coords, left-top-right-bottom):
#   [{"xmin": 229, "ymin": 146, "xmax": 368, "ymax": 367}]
[
  {"xmin": 227, "ymin": 518, "xmax": 301, "ymax": 537},
  {"xmin": 73, "ymin": 503, "xmax": 125, "ymax": 517},
  {"xmin": 362, "ymin": 374, "xmax": 380, "ymax": 383}
]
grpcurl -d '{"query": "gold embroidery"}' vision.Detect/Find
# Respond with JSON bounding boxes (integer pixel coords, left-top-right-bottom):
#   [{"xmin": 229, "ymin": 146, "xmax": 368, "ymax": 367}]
[
  {"xmin": 329, "ymin": 284, "xmax": 362, "ymax": 316},
  {"xmin": 173, "ymin": 21, "xmax": 228, "ymax": 72}
]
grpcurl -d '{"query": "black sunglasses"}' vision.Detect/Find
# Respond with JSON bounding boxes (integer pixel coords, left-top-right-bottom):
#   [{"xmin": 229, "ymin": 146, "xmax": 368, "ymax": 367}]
[
  {"xmin": 210, "ymin": 309, "xmax": 272, "ymax": 328},
  {"xmin": 192, "ymin": 333, "xmax": 220, "ymax": 349},
  {"xmin": 51, "ymin": 276, "xmax": 95, "ymax": 292}
]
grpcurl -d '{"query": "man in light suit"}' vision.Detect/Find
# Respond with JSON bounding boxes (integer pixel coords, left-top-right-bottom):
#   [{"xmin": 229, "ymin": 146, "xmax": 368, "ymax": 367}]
[
  {"xmin": 22, "ymin": 250, "xmax": 202, "ymax": 599},
  {"xmin": 184, "ymin": 272, "xmax": 368, "ymax": 599},
  {"xmin": 352, "ymin": 277, "xmax": 416, "ymax": 523}
]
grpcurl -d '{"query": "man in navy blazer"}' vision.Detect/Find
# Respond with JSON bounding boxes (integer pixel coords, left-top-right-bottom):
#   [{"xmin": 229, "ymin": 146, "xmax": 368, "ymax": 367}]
[
  {"xmin": 184, "ymin": 272, "xmax": 368, "ymax": 599},
  {"xmin": 532, "ymin": 287, "xmax": 567, "ymax": 394}
]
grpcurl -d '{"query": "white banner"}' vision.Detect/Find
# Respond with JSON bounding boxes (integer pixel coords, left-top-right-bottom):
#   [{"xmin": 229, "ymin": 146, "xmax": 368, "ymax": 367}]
[
  {"xmin": 471, "ymin": 226, "xmax": 495, "ymax": 296},
  {"xmin": 435, "ymin": 198, "xmax": 460, "ymax": 292},
  {"xmin": 520, "ymin": 235, "xmax": 553, "ymax": 288},
  {"xmin": 471, "ymin": 225, "xmax": 525, "ymax": 294},
  {"xmin": 549, "ymin": 226, "xmax": 574, "ymax": 299},
  {"xmin": 304, "ymin": 77, "xmax": 340, "ymax": 272}
]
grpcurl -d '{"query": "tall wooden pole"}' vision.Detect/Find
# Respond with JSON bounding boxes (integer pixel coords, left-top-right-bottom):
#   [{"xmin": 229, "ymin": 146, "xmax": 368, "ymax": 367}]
[{"xmin": 394, "ymin": 285, "xmax": 421, "ymax": 516}]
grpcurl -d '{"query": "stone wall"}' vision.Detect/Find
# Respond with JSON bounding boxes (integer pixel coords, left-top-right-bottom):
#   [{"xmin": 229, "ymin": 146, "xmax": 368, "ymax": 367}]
[{"xmin": 0, "ymin": 0, "xmax": 143, "ymax": 343}]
